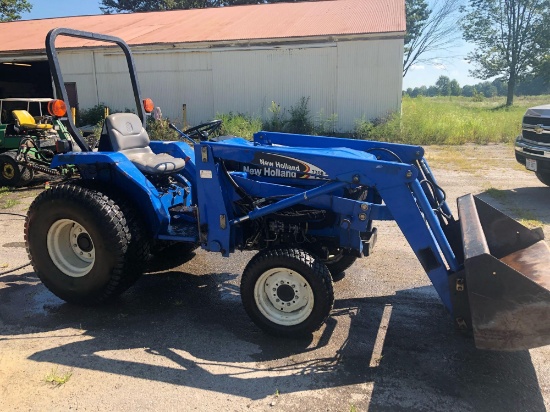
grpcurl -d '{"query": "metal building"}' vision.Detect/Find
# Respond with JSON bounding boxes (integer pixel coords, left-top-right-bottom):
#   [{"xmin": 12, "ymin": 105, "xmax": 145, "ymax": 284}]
[{"xmin": 0, "ymin": 0, "xmax": 405, "ymax": 132}]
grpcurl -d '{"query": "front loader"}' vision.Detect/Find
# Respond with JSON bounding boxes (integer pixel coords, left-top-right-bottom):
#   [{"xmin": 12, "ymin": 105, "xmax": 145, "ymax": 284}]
[{"xmin": 25, "ymin": 28, "xmax": 550, "ymax": 351}]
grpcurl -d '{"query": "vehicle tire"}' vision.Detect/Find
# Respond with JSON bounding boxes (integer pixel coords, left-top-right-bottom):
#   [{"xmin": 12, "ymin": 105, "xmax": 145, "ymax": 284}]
[
  {"xmin": 0, "ymin": 151, "xmax": 33, "ymax": 187},
  {"xmin": 322, "ymin": 251, "xmax": 357, "ymax": 281},
  {"xmin": 25, "ymin": 183, "xmax": 150, "ymax": 305},
  {"xmin": 241, "ymin": 248, "xmax": 334, "ymax": 337},
  {"xmin": 535, "ymin": 171, "xmax": 550, "ymax": 187}
]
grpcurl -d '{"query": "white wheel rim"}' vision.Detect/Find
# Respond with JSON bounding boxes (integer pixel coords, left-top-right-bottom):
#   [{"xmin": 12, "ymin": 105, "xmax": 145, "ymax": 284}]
[
  {"xmin": 254, "ymin": 268, "xmax": 314, "ymax": 326},
  {"xmin": 47, "ymin": 219, "xmax": 95, "ymax": 277}
]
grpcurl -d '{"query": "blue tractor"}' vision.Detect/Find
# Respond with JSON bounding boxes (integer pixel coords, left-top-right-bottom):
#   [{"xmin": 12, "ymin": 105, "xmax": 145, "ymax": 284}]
[{"xmin": 25, "ymin": 28, "xmax": 550, "ymax": 350}]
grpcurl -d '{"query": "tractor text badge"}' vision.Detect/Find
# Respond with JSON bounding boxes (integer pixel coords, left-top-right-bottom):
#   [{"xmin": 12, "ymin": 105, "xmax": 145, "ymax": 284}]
[{"xmin": 242, "ymin": 152, "xmax": 327, "ymax": 179}]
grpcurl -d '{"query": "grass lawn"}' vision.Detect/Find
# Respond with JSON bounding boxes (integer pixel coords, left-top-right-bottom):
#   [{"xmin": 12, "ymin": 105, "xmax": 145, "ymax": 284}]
[{"xmin": 366, "ymin": 95, "xmax": 550, "ymax": 145}]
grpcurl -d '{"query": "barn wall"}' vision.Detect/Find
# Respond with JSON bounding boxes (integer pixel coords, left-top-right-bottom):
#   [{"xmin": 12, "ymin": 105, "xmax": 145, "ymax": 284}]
[{"xmin": 58, "ymin": 37, "xmax": 403, "ymax": 131}]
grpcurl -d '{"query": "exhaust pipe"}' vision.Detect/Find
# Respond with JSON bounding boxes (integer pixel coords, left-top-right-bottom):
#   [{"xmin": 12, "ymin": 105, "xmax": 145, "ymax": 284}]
[{"xmin": 456, "ymin": 194, "xmax": 550, "ymax": 351}]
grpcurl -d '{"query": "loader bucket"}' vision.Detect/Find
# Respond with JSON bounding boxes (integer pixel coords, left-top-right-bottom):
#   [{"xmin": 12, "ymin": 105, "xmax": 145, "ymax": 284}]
[{"xmin": 457, "ymin": 194, "xmax": 550, "ymax": 351}]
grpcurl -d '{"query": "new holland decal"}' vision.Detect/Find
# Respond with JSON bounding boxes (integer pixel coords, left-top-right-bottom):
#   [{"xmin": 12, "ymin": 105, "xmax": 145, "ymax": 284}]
[{"xmin": 242, "ymin": 153, "xmax": 327, "ymax": 179}]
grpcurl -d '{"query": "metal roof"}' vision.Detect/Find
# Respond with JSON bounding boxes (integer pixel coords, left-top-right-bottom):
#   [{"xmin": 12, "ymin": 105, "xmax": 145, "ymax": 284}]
[{"xmin": 0, "ymin": 0, "xmax": 404, "ymax": 53}]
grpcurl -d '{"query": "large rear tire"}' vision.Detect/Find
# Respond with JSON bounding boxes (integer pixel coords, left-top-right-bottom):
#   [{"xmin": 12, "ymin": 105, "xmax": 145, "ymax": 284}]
[
  {"xmin": 0, "ymin": 151, "xmax": 33, "ymax": 187},
  {"xmin": 25, "ymin": 183, "xmax": 149, "ymax": 305},
  {"xmin": 241, "ymin": 248, "xmax": 334, "ymax": 337}
]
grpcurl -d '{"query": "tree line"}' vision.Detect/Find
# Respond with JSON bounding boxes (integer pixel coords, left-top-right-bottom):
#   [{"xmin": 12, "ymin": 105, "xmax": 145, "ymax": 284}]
[{"xmin": 404, "ymin": 75, "xmax": 550, "ymax": 99}]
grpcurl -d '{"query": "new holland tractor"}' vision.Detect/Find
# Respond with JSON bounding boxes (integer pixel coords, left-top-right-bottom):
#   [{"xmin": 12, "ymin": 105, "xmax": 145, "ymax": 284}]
[
  {"xmin": 24, "ymin": 28, "xmax": 550, "ymax": 351},
  {"xmin": 0, "ymin": 97, "xmax": 78, "ymax": 186}
]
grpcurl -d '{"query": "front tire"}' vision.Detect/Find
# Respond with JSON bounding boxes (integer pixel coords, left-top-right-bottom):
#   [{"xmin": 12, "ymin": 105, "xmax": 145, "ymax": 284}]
[
  {"xmin": 536, "ymin": 171, "xmax": 550, "ymax": 187},
  {"xmin": 322, "ymin": 250, "xmax": 357, "ymax": 280},
  {"xmin": 0, "ymin": 151, "xmax": 33, "ymax": 187},
  {"xmin": 241, "ymin": 248, "xmax": 334, "ymax": 337},
  {"xmin": 25, "ymin": 183, "xmax": 149, "ymax": 304}
]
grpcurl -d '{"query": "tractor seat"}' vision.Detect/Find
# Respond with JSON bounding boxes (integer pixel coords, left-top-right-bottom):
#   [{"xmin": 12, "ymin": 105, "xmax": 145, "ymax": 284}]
[
  {"xmin": 105, "ymin": 113, "xmax": 185, "ymax": 175},
  {"xmin": 12, "ymin": 110, "xmax": 53, "ymax": 130}
]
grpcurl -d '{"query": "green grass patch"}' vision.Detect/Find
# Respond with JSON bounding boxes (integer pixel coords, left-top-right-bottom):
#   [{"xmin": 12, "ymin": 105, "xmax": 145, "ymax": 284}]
[
  {"xmin": 1, "ymin": 198, "xmax": 19, "ymax": 209},
  {"xmin": 44, "ymin": 368, "xmax": 73, "ymax": 386},
  {"xmin": 485, "ymin": 187, "xmax": 508, "ymax": 201},
  {"xmin": 509, "ymin": 207, "xmax": 543, "ymax": 229},
  {"xmin": 358, "ymin": 95, "xmax": 550, "ymax": 145}
]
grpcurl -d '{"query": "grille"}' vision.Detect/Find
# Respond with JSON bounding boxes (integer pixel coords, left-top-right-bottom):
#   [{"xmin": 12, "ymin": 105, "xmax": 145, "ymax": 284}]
[
  {"xmin": 523, "ymin": 116, "xmax": 550, "ymax": 127},
  {"xmin": 523, "ymin": 130, "xmax": 550, "ymax": 144}
]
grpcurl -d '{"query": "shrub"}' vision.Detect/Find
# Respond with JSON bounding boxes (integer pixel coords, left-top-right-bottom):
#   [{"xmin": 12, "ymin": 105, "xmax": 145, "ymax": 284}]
[
  {"xmin": 287, "ymin": 97, "xmax": 314, "ymax": 134},
  {"xmin": 263, "ymin": 101, "xmax": 286, "ymax": 132},
  {"xmin": 353, "ymin": 116, "xmax": 374, "ymax": 139},
  {"xmin": 315, "ymin": 110, "xmax": 338, "ymax": 135},
  {"xmin": 262, "ymin": 97, "xmax": 315, "ymax": 134},
  {"xmin": 472, "ymin": 90, "xmax": 485, "ymax": 102},
  {"xmin": 214, "ymin": 112, "xmax": 262, "ymax": 140},
  {"xmin": 146, "ymin": 117, "xmax": 179, "ymax": 141},
  {"xmin": 77, "ymin": 104, "xmax": 108, "ymax": 126}
]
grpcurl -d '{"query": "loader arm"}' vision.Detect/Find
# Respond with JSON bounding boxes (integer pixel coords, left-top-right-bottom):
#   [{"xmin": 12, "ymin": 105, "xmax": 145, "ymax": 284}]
[{"xmin": 195, "ymin": 137, "xmax": 460, "ymax": 311}]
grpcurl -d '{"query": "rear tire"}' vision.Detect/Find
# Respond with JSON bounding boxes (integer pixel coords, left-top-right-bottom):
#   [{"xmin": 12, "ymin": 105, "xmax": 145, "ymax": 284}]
[
  {"xmin": 25, "ymin": 183, "xmax": 149, "ymax": 305},
  {"xmin": 536, "ymin": 171, "xmax": 550, "ymax": 187},
  {"xmin": 0, "ymin": 151, "xmax": 33, "ymax": 187},
  {"xmin": 241, "ymin": 248, "xmax": 334, "ymax": 337}
]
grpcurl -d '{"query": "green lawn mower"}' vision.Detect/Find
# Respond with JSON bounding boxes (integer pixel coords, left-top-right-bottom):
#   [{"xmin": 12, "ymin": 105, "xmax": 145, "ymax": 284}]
[{"xmin": 0, "ymin": 97, "xmax": 78, "ymax": 187}]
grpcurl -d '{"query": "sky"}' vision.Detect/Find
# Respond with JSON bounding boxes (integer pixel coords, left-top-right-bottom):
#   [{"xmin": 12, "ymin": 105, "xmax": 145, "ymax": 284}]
[
  {"xmin": 20, "ymin": 1, "xmax": 481, "ymax": 90},
  {"xmin": 403, "ymin": 42, "xmax": 480, "ymax": 90}
]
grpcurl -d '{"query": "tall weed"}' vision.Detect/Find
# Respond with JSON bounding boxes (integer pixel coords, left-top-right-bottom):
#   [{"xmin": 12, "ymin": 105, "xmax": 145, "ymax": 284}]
[
  {"xmin": 214, "ymin": 112, "xmax": 262, "ymax": 140},
  {"xmin": 287, "ymin": 97, "xmax": 314, "ymax": 134},
  {"xmin": 355, "ymin": 95, "xmax": 549, "ymax": 145},
  {"xmin": 146, "ymin": 117, "xmax": 179, "ymax": 141}
]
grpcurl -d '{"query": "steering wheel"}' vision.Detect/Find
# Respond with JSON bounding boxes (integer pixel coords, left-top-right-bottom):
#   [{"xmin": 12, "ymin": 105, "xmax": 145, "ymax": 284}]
[{"xmin": 184, "ymin": 119, "xmax": 223, "ymax": 141}]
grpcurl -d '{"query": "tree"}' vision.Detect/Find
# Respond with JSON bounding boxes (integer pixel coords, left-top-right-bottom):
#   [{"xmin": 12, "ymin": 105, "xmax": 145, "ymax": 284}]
[
  {"xmin": 538, "ymin": 55, "xmax": 550, "ymax": 85},
  {"xmin": 403, "ymin": 0, "xmax": 462, "ymax": 76},
  {"xmin": 436, "ymin": 75, "xmax": 451, "ymax": 96},
  {"xmin": 462, "ymin": 0, "xmax": 550, "ymax": 106},
  {"xmin": 427, "ymin": 85, "xmax": 439, "ymax": 96},
  {"xmin": 100, "ymin": 0, "xmax": 312, "ymax": 13},
  {"xmin": 0, "ymin": 0, "xmax": 31, "ymax": 22},
  {"xmin": 404, "ymin": 0, "xmax": 430, "ymax": 71},
  {"xmin": 462, "ymin": 85, "xmax": 475, "ymax": 97},
  {"xmin": 481, "ymin": 82, "xmax": 498, "ymax": 98},
  {"xmin": 450, "ymin": 79, "xmax": 461, "ymax": 96}
]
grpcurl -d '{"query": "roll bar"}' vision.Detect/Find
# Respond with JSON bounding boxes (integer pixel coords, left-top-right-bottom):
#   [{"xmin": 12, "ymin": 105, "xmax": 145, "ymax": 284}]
[{"xmin": 45, "ymin": 27, "xmax": 146, "ymax": 152}]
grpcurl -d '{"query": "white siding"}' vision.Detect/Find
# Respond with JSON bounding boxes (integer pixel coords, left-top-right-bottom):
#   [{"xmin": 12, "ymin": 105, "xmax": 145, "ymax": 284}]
[
  {"xmin": 57, "ymin": 37, "xmax": 403, "ymax": 131},
  {"xmin": 137, "ymin": 51, "xmax": 213, "ymax": 125},
  {"xmin": 58, "ymin": 52, "xmax": 98, "ymax": 110},
  {"xmin": 336, "ymin": 39, "xmax": 404, "ymax": 129},
  {"xmin": 211, "ymin": 46, "xmax": 337, "ymax": 123}
]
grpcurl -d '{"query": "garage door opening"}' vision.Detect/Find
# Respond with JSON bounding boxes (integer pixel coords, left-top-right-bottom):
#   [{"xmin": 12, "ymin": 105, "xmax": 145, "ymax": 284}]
[{"xmin": 0, "ymin": 60, "xmax": 53, "ymax": 98}]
